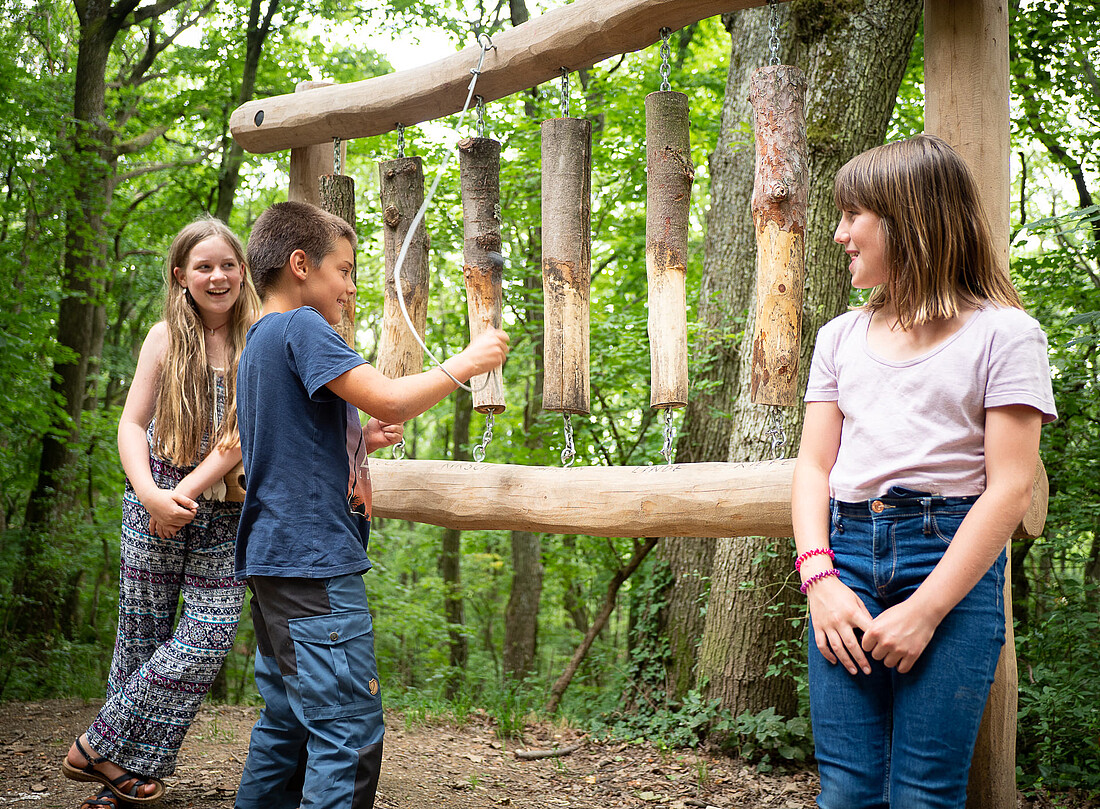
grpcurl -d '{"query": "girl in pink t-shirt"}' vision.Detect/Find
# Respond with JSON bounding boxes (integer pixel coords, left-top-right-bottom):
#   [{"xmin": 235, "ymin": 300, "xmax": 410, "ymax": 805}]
[{"xmin": 792, "ymin": 134, "xmax": 1055, "ymax": 808}]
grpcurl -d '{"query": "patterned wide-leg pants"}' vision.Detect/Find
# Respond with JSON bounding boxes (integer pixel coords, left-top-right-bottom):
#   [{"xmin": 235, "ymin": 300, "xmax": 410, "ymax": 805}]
[{"xmin": 86, "ymin": 456, "xmax": 246, "ymax": 778}]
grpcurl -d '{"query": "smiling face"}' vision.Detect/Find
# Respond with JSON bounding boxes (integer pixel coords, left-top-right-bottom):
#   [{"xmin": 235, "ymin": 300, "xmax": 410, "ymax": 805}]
[
  {"xmin": 833, "ymin": 206, "xmax": 887, "ymax": 290},
  {"xmin": 303, "ymin": 236, "xmax": 356, "ymax": 325},
  {"xmin": 173, "ymin": 235, "xmax": 244, "ymax": 325}
]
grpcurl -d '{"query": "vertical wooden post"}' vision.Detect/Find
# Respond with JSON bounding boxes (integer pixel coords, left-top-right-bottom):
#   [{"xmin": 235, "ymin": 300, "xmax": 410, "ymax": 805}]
[
  {"xmin": 645, "ymin": 91, "xmax": 693, "ymax": 410},
  {"xmin": 925, "ymin": 2, "xmax": 1015, "ymax": 807},
  {"xmin": 319, "ymin": 171, "xmax": 357, "ymax": 347},
  {"xmin": 748, "ymin": 65, "xmax": 808, "ymax": 407},
  {"xmin": 541, "ymin": 117, "xmax": 592, "ymax": 415},
  {"xmin": 458, "ymin": 136, "xmax": 506, "ymax": 414},
  {"xmin": 287, "ymin": 81, "xmax": 344, "ymax": 205},
  {"xmin": 377, "ymin": 156, "xmax": 429, "ymax": 379}
]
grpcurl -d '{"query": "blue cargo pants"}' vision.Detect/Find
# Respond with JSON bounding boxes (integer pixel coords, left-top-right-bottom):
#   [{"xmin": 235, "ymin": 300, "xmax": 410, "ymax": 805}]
[{"xmin": 236, "ymin": 574, "xmax": 384, "ymax": 809}]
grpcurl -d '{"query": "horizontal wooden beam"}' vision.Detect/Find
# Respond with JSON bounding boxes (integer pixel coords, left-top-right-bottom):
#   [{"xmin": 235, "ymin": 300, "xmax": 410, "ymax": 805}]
[
  {"xmin": 230, "ymin": 0, "xmax": 769, "ymax": 154},
  {"xmin": 368, "ymin": 457, "xmax": 1049, "ymax": 539},
  {"xmin": 370, "ymin": 458, "xmax": 796, "ymax": 537}
]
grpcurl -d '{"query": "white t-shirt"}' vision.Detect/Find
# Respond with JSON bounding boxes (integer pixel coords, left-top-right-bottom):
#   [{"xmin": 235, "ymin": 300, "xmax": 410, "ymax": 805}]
[{"xmin": 805, "ymin": 304, "xmax": 1057, "ymax": 501}]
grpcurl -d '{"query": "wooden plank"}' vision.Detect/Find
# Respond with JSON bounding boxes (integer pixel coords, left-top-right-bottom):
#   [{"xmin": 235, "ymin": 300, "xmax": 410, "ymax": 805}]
[
  {"xmin": 230, "ymin": 0, "xmax": 771, "ymax": 154},
  {"xmin": 925, "ymin": 2, "xmax": 1017, "ymax": 807}
]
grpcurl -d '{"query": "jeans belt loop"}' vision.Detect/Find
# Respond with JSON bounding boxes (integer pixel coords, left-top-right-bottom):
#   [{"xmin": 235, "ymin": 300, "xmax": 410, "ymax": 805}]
[{"xmin": 921, "ymin": 496, "xmax": 933, "ymax": 535}]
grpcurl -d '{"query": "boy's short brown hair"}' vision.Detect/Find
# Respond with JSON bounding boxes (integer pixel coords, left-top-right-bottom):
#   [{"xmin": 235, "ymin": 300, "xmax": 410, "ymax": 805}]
[{"xmin": 247, "ymin": 201, "xmax": 357, "ymax": 298}]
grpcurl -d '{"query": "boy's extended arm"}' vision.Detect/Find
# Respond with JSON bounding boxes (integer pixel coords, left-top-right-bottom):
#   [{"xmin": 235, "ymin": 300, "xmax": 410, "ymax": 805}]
[{"xmin": 326, "ymin": 328, "xmax": 509, "ymax": 423}]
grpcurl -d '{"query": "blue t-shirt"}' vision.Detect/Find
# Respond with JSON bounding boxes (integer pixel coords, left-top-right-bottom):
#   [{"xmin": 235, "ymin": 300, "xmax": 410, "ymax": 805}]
[{"xmin": 236, "ymin": 306, "xmax": 372, "ymax": 579}]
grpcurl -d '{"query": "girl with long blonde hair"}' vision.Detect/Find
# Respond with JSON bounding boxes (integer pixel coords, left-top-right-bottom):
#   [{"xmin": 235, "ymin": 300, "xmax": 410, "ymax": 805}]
[{"xmin": 62, "ymin": 217, "xmax": 259, "ymax": 809}]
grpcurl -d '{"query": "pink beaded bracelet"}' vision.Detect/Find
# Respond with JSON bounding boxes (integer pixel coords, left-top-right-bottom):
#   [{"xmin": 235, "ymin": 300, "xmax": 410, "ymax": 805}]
[
  {"xmin": 799, "ymin": 567, "xmax": 839, "ymax": 595},
  {"xmin": 795, "ymin": 547, "xmax": 835, "ymax": 572}
]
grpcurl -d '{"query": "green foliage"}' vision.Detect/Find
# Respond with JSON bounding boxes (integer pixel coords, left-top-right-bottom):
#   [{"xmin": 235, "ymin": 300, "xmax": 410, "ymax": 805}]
[
  {"xmin": 1016, "ymin": 583, "xmax": 1100, "ymax": 794},
  {"xmin": 717, "ymin": 707, "xmax": 813, "ymax": 772}
]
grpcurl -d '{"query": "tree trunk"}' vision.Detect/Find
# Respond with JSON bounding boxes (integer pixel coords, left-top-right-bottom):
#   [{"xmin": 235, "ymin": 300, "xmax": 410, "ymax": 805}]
[
  {"xmin": 440, "ymin": 386, "xmax": 472, "ymax": 699},
  {"xmin": 214, "ymin": 0, "xmax": 279, "ymax": 221},
  {"xmin": 503, "ymin": 530, "xmax": 543, "ymax": 679},
  {"xmin": 693, "ymin": 0, "xmax": 922, "ymax": 721},
  {"xmin": 501, "ymin": 0, "xmax": 545, "ymax": 685}
]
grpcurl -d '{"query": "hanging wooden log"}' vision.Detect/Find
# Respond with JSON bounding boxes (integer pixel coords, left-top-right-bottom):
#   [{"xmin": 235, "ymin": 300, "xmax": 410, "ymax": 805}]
[
  {"xmin": 377, "ymin": 156, "xmax": 429, "ymax": 379},
  {"xmin": 319, "ymin": 172, "xmax": 357, "ymax": 347},
  {"xmin": 458, "ymin": 136, "xmax": 506, "ymax": 414},
  {"xmin": 230, "ymin": 0, "xmax": 780, "ymax": 154},
  {"xmin": 367, "ymin": 458, "xmax": 1047, "ymax": 541},
  {"xmin": 748, "ymin": 64, "xmax": 808, "ymax": 407},
  {"xmin": 645, "ymin": 90, "xmax": 693, "ymax": 409},
  {"xmin": 542, "ymin": 117, "xmax": 592, "ymax": 414}
]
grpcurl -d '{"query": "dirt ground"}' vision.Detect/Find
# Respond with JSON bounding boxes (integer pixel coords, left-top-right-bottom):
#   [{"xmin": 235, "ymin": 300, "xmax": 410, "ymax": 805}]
[
  {"xmin": 0, "ymin": 699, "xmax": 822, "ymax": 808},
  {"xmin": 0, "ymin": 699, "xmax": 1093, "ymax": 808}
]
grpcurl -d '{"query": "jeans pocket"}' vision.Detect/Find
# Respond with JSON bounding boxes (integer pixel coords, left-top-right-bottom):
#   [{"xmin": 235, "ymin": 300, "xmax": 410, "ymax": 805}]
[
  {"xmin": 288, "ymin": 609, "xmax": 382, "ymax": 720},
  {"xmin": 930, "ymin": 512, "xmax": 966, "ymax": 546}
]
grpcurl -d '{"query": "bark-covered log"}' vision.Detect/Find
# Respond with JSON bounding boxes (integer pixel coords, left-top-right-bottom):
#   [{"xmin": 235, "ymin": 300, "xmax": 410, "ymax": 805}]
[
  {"xmin": 645, "ymin": 91, "xmax": 693, "ymax": 409},
  {"xmin": 229, "ymin": 0, "xmax": 778, "ymax": 154},
  {"xmin": 748, "ymin": 64, "xmax": 807, "ymax": 407},
  {"xmin": 458, "ymin": 136, "xmax": 506, "ymax": 414},
  {"xmin": 541, "ymin": 117, "xmax": 592, "ymax": 414},
  {"xmin": 367, "ymin": 458, "xmax": 1044, "ymax": 540},
  {"xmin": 319, "ymin": 172, "xmax": 357, "ymax": 347},
  {"xmin": 378, "ymin": 156, "xmax": 429, "ymax": 379}
]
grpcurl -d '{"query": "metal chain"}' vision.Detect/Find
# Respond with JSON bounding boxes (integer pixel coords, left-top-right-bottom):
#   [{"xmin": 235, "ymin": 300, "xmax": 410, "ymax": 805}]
[
  {"xmin": 659, "ymin": 27, "xmax": 672, "ymax": 92},
  {"xmin": 333, "ymin": 137, "xmax": 342, "ymax": 175},
  {"xmin": 475, "ymin": 95, "xmax": 486, "ymax": 138},
  {"xmin": 472, "ymin": 412, "xmax": 494, "ymax": 462},
  {"xmin": 764, "ymin": 405, "xmax": 787, "ymax": 459},
  {"xmin": 560, "ymin": 68, "xmax": 570, "ymax": 118},
  {"xmin": 659, "ymin": 406, "xmax": 676, "ymax": 464},
  {"xmin": 560, "ymin": 414, "xmax": 576, "ymax": 467},
  {"xmin": 396, "ymin": 124, "xmax": 405, "ymax": 158},
  {"xmin": 768, "ymin": 0, "xmax": 781, "ymax": 66},
  {"xmin": 392, "ymin": 437, "xmax": 406, "ymax": 460}
]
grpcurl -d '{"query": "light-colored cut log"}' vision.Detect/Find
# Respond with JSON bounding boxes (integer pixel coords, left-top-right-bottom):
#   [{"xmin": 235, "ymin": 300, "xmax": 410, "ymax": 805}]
[
  {"xmin": 319, "ymin": 173, "xmax": 357, "ymax": 348},
  {"xmin": 377, "ymin": 156, "xmax": 429, "ymax": 379},
  {"xmin": 646, "ymin": 91, "xmax": 693, "ymax": 409},
  {"xmin": 926, "ymin": 2, "xmax": 1014, "ymax": 806},
  {"xmin": 368, "ymin": 458, "xmax": 1046, "ymax": 541},
  {"xmin": 370, "ymin": 459, "xmax": 796, "ymax": 537},
  {"xmin": 748, "ymin": 65, "xmax": 807, "ymax": 407},
  {"xmin": 230, "ymin": 0, "xmax": 777, "ymax": 154},
  {"xmin": 458, "ymin": 136, "xmax": 506, "ymax": 414},
  {"xmin": 542, "ymin": 117, "xmax": 592, "ymax": 415}
]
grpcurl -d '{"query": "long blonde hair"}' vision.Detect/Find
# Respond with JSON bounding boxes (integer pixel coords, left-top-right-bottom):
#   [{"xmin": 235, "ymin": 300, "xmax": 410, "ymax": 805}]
[
  {"xmin": 833, "ymin": 133, "xmax": 1022, "ymax": 328},
  {"xmin": 151, "ymin": 218, "xmax": 260, "ymax": 465}
]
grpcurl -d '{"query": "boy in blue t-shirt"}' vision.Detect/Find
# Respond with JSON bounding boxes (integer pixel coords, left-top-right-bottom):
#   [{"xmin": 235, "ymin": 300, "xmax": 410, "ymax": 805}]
[{"xmin": 234, "ymin": 201, "xmax": 508, "ymax": 809}]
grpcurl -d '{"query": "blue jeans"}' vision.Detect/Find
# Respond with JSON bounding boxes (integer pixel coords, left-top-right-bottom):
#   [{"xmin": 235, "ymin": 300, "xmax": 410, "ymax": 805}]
[
  {"xmin": 809, "ymin": 488, "xmax": 1006, "ymax": 809},
  {"xmin": 236, "ymin": 574, "xmax": 384, "ymax": 809}
]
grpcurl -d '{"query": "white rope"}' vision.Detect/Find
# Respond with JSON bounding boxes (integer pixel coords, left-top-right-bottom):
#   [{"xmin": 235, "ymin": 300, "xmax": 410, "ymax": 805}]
[{"xmin": 392, "ymin": 34, "xmax": 496, "ymax": 393}]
